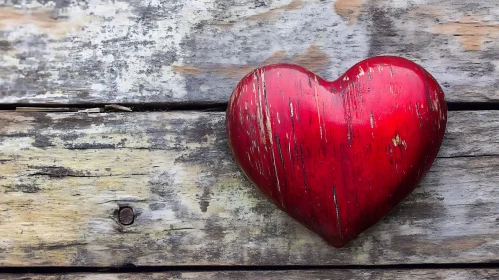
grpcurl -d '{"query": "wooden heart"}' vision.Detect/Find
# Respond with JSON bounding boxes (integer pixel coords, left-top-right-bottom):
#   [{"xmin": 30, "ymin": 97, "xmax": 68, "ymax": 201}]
[{"xmin": 226, "ymin": 56, "xmax": 447, "ymax": 248}]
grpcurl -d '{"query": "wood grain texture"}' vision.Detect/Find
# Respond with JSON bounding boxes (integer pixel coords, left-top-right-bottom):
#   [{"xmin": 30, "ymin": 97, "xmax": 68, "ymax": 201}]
[
  {"xmin": 4, "ymin": 269, "xmax": 499, "ymax": 280},
  {"xmin": 1, "ymin": 0, "xmax": 499, "ymax": 104},
  {"xmin": 0, "ymin": 111, "xmax": 498, "ymax": 266}
]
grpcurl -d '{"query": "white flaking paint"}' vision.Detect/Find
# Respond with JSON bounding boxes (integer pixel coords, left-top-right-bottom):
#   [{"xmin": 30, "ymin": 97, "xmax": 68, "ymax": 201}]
[
  {"xmin": 314, "ymin": 86, "xmax": 323, "ymax": 139},
  {"xmin": 358, "ymin": 66, "xmax": 365, "ymax": 77},
  {"xmin": 260, "ymin": 70, "xmax": 284, "ymax": 209},
  {"xmin": 370, "ymin": 112, "xmax": 375, "ymax": 129}
]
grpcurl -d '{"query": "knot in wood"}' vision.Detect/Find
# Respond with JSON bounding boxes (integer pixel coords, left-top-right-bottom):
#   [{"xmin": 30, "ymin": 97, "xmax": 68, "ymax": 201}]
[{"xmin": 118, "ymin": 207, "xmax": 134, "ymax": 226}]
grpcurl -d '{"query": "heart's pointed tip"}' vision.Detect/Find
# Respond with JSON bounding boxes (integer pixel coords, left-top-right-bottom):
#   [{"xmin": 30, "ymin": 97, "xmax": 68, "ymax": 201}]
[
  {"xmin": 324, "ymin": 237, "xmax": 350, "ymax": 248},
  {"xmin": 330, "ymin": 243, "xmax": 346, "ymax": 249}
]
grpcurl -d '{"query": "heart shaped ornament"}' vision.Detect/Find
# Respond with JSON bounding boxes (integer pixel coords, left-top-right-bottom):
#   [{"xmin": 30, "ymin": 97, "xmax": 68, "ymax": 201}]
[{"xmin": 226, "ymin": 56, "xmax": 447, "ymax": 248}]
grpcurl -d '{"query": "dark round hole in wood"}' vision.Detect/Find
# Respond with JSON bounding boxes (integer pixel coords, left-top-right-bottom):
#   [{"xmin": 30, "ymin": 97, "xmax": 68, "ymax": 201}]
[{"xmin": 118, "ymin": 207, "xmax": 134, "ymax": 226}]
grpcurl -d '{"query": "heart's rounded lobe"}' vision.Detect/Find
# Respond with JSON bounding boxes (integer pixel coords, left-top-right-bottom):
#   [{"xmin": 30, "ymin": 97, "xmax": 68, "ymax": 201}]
[{"xmin": 226, "ymin": 56, "xmax": 447, "ymax": 248}]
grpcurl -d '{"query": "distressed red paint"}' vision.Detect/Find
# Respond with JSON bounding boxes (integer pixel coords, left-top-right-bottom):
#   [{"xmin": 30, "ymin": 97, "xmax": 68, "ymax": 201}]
[{"xmin": 226, "ymin": 56, "xmax": 447, "ymax": 248}]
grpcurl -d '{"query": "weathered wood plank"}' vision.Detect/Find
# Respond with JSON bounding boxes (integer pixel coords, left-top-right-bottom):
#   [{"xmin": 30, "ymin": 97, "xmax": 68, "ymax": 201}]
[
  {"xmin": 0, "ymin": 111, "xmax": 498, "ymax": 266},
  {"xmin": 4, "ymin": 269, "xmax": 499, "ymax": 280},
  {"xmin": 1, "ymin": 0, "xmax": 499, "ymax": 104}
]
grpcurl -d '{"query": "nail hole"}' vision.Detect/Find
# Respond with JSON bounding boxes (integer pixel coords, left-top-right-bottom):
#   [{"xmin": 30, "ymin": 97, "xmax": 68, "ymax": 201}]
[{"xmin": 118, "ymin": 207, "xmax": 134, "ymax": 226}]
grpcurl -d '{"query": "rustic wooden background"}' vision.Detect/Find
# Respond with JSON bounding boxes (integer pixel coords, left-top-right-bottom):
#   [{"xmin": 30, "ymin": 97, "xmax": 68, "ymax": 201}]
[{"xmin": 1, "ymin": 0, "xmax": 499, "ymax": 279}]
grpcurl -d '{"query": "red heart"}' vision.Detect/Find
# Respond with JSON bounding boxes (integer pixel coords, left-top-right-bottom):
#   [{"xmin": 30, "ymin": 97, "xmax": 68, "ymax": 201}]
[{"xmin": 226, "ymin": 56, "xmax": 447, "ymax": 248}]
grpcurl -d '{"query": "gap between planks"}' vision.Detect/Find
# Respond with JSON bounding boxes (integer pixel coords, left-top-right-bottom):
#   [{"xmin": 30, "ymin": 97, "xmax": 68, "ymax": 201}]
[
  {"xmin": 2, "ymin": 268, "xmax": 499, "ymax": 280},
  {"xmin": 0, "ymin": 102, "xmax": 228, "ymax": 113},
  {"xmin": 2, "ymin": 263, "xmax": 499, "ymax": 273},
  {"xmin": 0, "ymin": 102, "xmax": 498, "ymax": 112}
]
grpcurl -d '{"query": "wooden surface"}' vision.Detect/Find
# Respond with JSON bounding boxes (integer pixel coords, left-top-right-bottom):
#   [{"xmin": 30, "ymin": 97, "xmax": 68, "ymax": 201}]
[
  {"xmin": 4, "ymin": 269, "xmax": 499, "ymax": 280},
  {"xmin": 1, "ymin": 111, "xmax": 498, "ymax": 266},
  {"xmin": 1, "ymin": 0, "xmax": 499, "ymax": 104},
  {"xmin": 2, "ymin": 0, "xmax": 499, "ymax": 276}
]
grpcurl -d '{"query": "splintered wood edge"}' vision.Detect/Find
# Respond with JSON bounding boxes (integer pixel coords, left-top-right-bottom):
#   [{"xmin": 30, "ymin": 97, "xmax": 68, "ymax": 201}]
[
  {"xmin": 1, "ymin": 0, "xmax": 499, "ymax": 104},
  {"xmin": 0, "ymin": 111, "xmax": 498, "ymax": 266},
  {"xmin": 3, "ymin": 269, "xmax": 499, "ymax": 280}
]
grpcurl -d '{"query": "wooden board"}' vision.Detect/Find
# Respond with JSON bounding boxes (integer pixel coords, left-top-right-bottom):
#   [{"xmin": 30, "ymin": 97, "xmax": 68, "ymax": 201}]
[
  {"xmin": 4, "ymin": 269, "xmax": 499, "ymax": 280},
  {"xmin": 1, "ymin": 0, "xmax": 499, "ymax": 104},
  {"xmin": 0, "ymin": 111, "xmax": 498, "ymax": 266}
]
